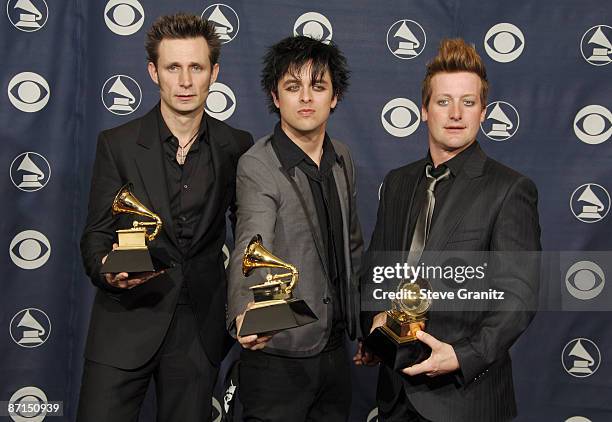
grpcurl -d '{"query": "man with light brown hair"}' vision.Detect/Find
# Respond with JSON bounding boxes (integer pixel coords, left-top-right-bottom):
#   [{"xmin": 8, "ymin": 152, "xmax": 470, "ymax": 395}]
[
  {"xmin": 357, "ymin": 39, "xmax": 540, "ymax": 421},
  {"xmin": 78, "ymin": 13, "xmax": 252, "ymax": 422}
]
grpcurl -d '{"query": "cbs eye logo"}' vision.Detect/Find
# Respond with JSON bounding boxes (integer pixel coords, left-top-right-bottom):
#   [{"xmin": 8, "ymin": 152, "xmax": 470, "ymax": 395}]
[
  {"xmin": 104, "ymin": 0, "xmax": 144, "ymax": 36},
  {"xmin": 574, "ymin": 105, "xmax": 611, "ymax": 145},
  {"xmin": 9, "ymin": 230, "xmax": 51, "ymax": 270},
  {"xmin": 201, "ymin": 4, "xmax": 240, "ymax": 44},
  {"xmin": 381, "ymin": 98, "xmax": 420, "ymax": 138},
  {"xmin": 7, "ymin": 72, "xmax": 50, "ymax": 113},
  {"xmin": 565, "ymin": 261, "xmax": 605, "ymax": 300},
  {"xmin": 205, "ymin": 82, "xmax": 236, "ymax": 121},
  {"xmin": 8, "ymin": 386, "xmax": 49, "ymax": 422},
  {"xmin": 6, "ymin": 0, "xmax": 48, "ymax": 32},
  {"xmin": 484, "ymin": 23, "xmax": 525, "ymax": 63},
  {"xmin": 294, "ymin": 12, "xmax": 333, "ymax": 44}
]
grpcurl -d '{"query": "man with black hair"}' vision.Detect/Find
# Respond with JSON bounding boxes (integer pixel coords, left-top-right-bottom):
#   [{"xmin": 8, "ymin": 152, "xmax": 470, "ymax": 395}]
[
  {"xmin": 78, "ymin": 13, "xmax": 252, "ymax": 422},
  {"xmin": 227, "ymin": 35, "xmax": 363, "ymax": 421}
]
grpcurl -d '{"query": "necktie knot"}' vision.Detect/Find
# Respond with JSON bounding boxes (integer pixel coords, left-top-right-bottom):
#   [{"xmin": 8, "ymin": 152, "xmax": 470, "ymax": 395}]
[{"xmin": 425, "ymin": 165, "xmax": 450, "ymax": 192}]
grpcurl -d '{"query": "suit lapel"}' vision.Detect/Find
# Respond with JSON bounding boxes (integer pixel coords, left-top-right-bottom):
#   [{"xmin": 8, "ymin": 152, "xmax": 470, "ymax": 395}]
[
  {"xmin": 134, "ymin": 108, "xmax": 178, "ymax": 248},
  {"xmin": 188, "ymin": 115, "xmax": 233, "ymax": 252},
  {"xmin": 425, "ymin": 145, "xmax": 488, "ymax": 256}
]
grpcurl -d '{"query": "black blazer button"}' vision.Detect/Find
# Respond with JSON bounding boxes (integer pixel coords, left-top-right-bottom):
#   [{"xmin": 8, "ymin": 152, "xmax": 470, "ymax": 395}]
[{"xmin": 323, "ymin": 297, "xmax": 331, "ymax": 304}]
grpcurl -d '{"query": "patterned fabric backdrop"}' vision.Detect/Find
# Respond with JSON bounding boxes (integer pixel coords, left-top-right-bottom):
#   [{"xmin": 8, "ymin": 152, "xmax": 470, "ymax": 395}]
[{"xmin": 1, "ymin": 1, "xmax": 610, "ymax": 421}]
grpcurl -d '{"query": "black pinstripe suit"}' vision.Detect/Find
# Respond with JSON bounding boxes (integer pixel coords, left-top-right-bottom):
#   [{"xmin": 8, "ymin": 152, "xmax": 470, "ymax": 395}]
[{"xmin": 363, "ymin": 142, "xmax": 541, "ymax": 422}]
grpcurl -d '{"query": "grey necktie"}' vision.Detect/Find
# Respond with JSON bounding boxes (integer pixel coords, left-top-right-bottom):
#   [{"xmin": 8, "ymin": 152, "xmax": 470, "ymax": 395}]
[{"xmin": 408, "ymin": 164, "xmax": 451, "ymax": 263}]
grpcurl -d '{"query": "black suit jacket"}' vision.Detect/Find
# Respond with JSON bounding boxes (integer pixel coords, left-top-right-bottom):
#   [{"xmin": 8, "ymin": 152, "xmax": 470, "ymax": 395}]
[
  {"xmin": 80, "ymin": 106, "xmax": 253, "ymax": 370},
  {"xmin": 364, "ymin": 143, "xmax": 541, "ymax": 422}
]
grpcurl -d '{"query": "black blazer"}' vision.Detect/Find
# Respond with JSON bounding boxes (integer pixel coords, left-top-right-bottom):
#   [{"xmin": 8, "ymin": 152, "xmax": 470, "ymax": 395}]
[
  {"xmin": 364, "ymin": 143, "xmax": 541, "ymax": 422},
  {"xmin": 80, "ymin": 106, "xmax": 253, "ymax": 370}
]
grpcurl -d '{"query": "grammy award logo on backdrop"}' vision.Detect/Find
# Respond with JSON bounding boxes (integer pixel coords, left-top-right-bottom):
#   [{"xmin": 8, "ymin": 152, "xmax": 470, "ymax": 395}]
[
  {"xmin": 481, "ymin": 101, "xmax": 520, "ymax": 141},
  {"xmin": 7, "ymin": 71, "xmax": 50, "ymax": 113},
  {"xmin": 6, "ymin": 0, "xmax": 48, "ymax": 32},
  {"xmin": 565, "ymin": 417, "xmax": 592, "ymax": 422},
  {"xmin": 294, "ymin": 12, "xmax": 333, "ymax": 44},
  {"xmin": 562, "ymin": 338, "xmax": 601, "ymax": 378},
  {"xmin": 381, "ymin": 98, "xmax": 420, "ymax": 138},
  {"xmin": 201, "ymin": 4, "xmax": 240, "ymax": 44},
  {"xmin": 10, "ymin": 308, "xmax": 51, "ymax": 348},
  {"xmin": 581, "ymin": 25, "xmax": 612, "ymax": 66},
  {"xmin": 104, "ymin": 0, "xmax": 144, "ymax": 36},
  {"xmin": 565, "ymin": 261, "xmax": 605, "ymax": 300},
  {"xmin": 386, "ymin": 19, "xmax": 426, "ymax": 60},
  {"xmin": 10, "ymin": 152, "xmax": 51, "ymax": 192},
  {"xmin": 484, "ymin": 23, "xmax": 525, "ymax": 63},
  {"xmin": 570, "ymin": 183, "xmax": 610, "ymax": 223},
  {"xmin": 9, "ymin": 230, "xmax": 51, "ymax": 270},
  {"xmin": 101, "ymin": 75, "xmax": 142, "ymax": 115},
  {"xmin": 573, "ymin": 104, "xmax": 611, "ymax": 145},
  {"xmin": 205, "ymin": 82, "xmax": 236, "ymax": 121}
]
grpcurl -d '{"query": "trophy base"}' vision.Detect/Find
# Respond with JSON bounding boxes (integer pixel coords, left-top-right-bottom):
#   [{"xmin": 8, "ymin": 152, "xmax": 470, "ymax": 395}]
[
  {"xmin": 100, "ymin": 247, "xmax": 171, "ymax": 274},
  {"xmin": 365, "ymin": 327, "xmax": 431, "ymax": 371},
  {"xmin": 238, "ymin": 298, "xmax": 318, "ymax": 337}
]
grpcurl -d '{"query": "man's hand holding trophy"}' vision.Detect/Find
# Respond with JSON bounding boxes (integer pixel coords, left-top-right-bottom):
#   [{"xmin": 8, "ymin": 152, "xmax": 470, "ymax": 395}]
[{"xmin": 100, "ymin": 183, "xmax": 169, "ymax": 289}]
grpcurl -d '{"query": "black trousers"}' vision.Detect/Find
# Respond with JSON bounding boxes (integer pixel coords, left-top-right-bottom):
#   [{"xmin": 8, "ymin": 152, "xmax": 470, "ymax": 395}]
[
  {"xmin": 379, "ymin": 385, "xmax": 432, "ymax": 422},
  {"xmin": 239, "ymin": 345, "xmax": 351, "ymax": 422},
  {"xmin": 76, "ymin": 304, "xmax": 218, "ymax": 422}
]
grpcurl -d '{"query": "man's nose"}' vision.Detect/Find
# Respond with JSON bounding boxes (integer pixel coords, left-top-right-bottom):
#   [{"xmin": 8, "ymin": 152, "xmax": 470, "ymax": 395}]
[
  {"xmin": 300, "ymin": 87, "xmax": 312, "ymax": 103},
  {"xmin": 449, "ymin": 102, "xmax": 461, "ymax": 120},
  {"xmin": 179, "ymin": 69, "xmax": 192, "ymax": 87}
]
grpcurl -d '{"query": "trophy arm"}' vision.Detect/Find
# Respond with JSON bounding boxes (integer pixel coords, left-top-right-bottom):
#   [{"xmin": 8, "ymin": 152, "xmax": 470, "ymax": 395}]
[
  {"xmin": 133, "ymin": 217, "xmax": 163, "ymax": 242},
  {"xmin": 285, "ymin": 266, "xmax": 299, "ymax": 294}
]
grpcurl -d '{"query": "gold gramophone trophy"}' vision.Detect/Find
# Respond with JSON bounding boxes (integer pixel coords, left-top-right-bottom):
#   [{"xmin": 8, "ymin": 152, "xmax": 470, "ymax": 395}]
[
  {"xmin": 365, "ymin": 279, "xmax": 432, "ymax": 370},
  {"xmin": 100, "ymin": 183, "xmax": 168, "ymax": 274},
  {"xmin": 238, "ymin": 234, "xmax": 318, "ymax": 337}
]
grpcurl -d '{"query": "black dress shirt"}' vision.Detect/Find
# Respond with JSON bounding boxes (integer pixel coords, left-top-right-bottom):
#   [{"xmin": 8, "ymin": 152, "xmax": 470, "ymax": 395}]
[
  {"xmin": 158, "ymin": 107, "xmax": 213, "ymax": 303},
  {"xmin": 405, "ymin": 141, "xmax": 479, "ymax": 247},
  {"xmin": 271, "ymin": 123, "xmax": 346, "ymax": 351}
]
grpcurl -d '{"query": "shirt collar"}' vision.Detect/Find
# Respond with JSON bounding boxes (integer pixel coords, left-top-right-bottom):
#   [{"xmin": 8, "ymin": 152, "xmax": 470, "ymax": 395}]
[
  {"xmin": 157, "ymin": 103, "xmax": 208, "ymax": 147},
  {"xmin": 272, "ymin": 122, "xmax": 340, "ymax": 172},
  {"xmin": 425, "ymin": 141, "xmax": 478, "ymax": 177}
]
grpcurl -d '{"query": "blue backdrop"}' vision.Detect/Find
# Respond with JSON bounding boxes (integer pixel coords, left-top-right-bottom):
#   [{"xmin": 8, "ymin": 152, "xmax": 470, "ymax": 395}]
[{"xmin": 1, "ymin": 1, "xmax": 611, "ymax": 421}]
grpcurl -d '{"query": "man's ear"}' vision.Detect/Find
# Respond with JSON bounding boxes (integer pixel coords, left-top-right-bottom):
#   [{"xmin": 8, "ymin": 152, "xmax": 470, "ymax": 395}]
[
  {"xmin": 271, "ymin": 90, "xmax": 280, "ymax": 109},
  {"xmin": 147, "ymin": 62, "xmax": 159, "ymax": 85},
  {"xmin": 421, "ymin": 105, "xmax": 428, "ymax": 122},
  {"xmin": 480, "ymin": 106, "xmax": 486, "ymax": 123},
  {"xmin": 210, "ymin": 63, "xmax": 220, "ymax": 86}
]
